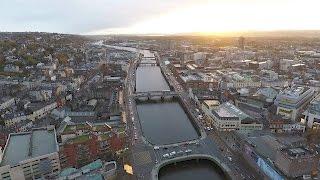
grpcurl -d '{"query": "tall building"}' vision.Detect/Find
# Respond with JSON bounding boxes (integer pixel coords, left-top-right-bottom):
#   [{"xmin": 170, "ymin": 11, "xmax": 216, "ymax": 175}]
[
  {"xmin": 274, "ymin": 86, "xmax": 315, "ymax": 121},
  {"xmin": 193, "ymin": 52, "xmax": 206, "ymax": 66},
  {"xmin": 238, "ymin": 36, "xmax": 245, "ymax": 50},
  {"xmin": 0, "ymin": 127, "xmax": 60, "ymax": 180}
]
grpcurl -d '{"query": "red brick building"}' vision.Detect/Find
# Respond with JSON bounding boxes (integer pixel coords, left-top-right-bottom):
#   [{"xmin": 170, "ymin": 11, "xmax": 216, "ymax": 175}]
[{"xmin": 59, "ymin": 134, "xmax": 100, "ymax": 168}]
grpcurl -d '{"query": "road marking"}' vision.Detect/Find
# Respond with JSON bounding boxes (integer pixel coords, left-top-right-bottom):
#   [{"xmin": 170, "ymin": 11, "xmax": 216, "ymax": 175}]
[{"xmin": 133, "ymin": 151, "xmax": 152, "ymax": 166}]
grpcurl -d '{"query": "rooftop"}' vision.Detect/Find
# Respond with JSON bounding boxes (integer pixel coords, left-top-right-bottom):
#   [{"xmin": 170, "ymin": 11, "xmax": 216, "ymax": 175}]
[
  {"xmin": 203, "ymin": 100, "xmax": 220, "ymax": 108},
  {"xmin": 280, "ymin": 86, "xmax": 310, "ymax": 97},
  {"xmin": 1, "ymin": 127, "xmax": 58, "ymax": 166},
  {"xmin": 213, "ymin": 102, "xmax": 249, "ymax": 120},
  {"xmin": 248, "ymin": 135, "xmax": 284, "ymax": 161}
]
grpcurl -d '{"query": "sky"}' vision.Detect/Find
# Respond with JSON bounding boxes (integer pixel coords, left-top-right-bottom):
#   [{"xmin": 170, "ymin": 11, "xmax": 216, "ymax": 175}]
[{"xmin": 1, "ymin": 0, "xmax": 320, "ymax": 35}]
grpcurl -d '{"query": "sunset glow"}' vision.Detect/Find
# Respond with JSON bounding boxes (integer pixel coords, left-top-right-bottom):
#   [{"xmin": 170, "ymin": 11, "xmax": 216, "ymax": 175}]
[{"xmin": 91, "ymin": 0, "xmax": 320, "ymax": 35}]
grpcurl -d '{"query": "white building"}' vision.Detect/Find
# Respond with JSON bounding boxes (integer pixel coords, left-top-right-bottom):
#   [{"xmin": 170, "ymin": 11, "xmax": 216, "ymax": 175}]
[
  {"xmin": 0, "ymin": 127, "xmax": 60, "ymax": 180},
  {"xmin": 203, "ymin": 102, "xmax": 239, "ymax": 131},
  {"xmin": 274, "ymin": 86, "xmax": 315, "ymax": 121},
  {"xmin": 280, "ymin": 59, "xmax": 294, "ymax": 71},
  {"xmin": 202, "ymin": 101, "xmax": 263, "ymax": 132}
]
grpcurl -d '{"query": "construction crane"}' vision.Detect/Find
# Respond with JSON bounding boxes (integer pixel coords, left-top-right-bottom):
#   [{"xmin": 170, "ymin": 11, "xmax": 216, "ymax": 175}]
[{"xmin": 306, "ymin": 127, "xmax": 320, "ymax": 178}]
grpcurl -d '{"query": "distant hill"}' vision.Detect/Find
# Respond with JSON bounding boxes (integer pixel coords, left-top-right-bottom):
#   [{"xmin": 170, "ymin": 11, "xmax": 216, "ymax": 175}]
[{"xmin": 179, "ymin": 30, "xmax": 320, "ymax": 38}]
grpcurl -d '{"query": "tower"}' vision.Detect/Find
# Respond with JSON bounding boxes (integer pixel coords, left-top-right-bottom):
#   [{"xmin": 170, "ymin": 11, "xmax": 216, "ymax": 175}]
[{"xmin": 238, "ymin": 36, "xmax": 245, "ymax": 50}]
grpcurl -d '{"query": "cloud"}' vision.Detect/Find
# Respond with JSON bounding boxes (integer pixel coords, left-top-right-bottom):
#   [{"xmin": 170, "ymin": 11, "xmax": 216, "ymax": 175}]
[{"xmin": 0, "ymin": 0, "xmax": 208, "ymax": 34}]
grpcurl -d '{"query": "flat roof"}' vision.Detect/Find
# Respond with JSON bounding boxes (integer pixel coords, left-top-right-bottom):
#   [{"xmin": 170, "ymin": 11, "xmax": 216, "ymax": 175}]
[
  {"xmin": 1, "ymin": 128, "xmax": 58, "ymax": 166},
  {"xmin": 214, "ymin": 102, "xmax": 249, "ymax": 120},
  {"xmin": 203, "ymin": 100, "xmax": 220, "ymax": 107},
  {"xmin": 248, "ymin": 135, "xmax": 284, "ymax": 161}
]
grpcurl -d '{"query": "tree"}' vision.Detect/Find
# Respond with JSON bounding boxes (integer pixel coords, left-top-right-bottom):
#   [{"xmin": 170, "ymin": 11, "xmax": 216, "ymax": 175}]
[
  {"xmin": 25, "ymin": 55, "xmax": 37, "ymax": 65},
  {"xmin": 56, "ymin": 53, "xmax": 69, "ymax": 65}
]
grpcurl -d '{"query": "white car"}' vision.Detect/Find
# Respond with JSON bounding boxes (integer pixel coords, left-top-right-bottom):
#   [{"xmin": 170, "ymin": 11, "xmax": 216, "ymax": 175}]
[
  {"xmin": 163, "ymin": 154, "xmax": 169, "ymax": 158},
  {"xmin": 169, "ymin": 151, "xmax": 176, "ymax": 156},
  {"xmin": 154, "ymin": 146, "xmax": 160, "ymax": 150},
  {"xmin": 185, "ymin": 149, "xmax": 192, "ymax": 153}
]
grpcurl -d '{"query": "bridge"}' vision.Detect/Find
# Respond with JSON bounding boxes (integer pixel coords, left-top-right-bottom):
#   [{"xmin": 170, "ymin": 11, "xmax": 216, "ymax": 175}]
[
  {"xmin": 139, "ymin": 63, "xmax": 158, "ymax": 67},
  {"xmin": 133, "ymin": 91, "xmax": 178, "ymax": 101},
  {"xmin": 139, "ymin": 59, "xmax": 158, "ymax": 66},
  {"xmin": 151, "ymin": 154, "xmax": 233, "ymax": 180}
]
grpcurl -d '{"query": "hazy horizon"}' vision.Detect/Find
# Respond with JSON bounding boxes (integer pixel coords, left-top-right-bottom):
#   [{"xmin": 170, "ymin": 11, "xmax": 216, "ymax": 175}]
[{"xmin": 1, "ymin": 0, "xmax": 320, "ymax": 35}]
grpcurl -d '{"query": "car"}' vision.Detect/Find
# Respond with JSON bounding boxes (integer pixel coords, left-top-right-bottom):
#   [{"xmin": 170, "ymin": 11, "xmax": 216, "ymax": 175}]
[
  {"xmin": 185, "ymin": 149, "xmax": 192, "ymax": 153},
  {"xmin": 154, "ymin": 146, "xmax": 160, "ymax": 150},
  {"xmin": 169, "ymin": 151, "xmax": 176, "ymax": 156},
  {"xmin": 163, "ymin": 153, "xmax": 169, "ymax": 158},
  {"xmin": 177, "ymin": 150, "xmax": 184, "ymax": 155},
  {"xmin": 227, "ymin": 156, "xmax": 232, "ymax": 161}
]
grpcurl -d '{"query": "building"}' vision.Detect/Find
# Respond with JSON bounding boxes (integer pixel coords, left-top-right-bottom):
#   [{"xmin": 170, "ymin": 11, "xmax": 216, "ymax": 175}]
[
  {"xmin": 0, "ymin": 127, "xmax": 60, "ymax": 180},
  {"xmin": 275, "ymin": 147, "xmax": 318, "ymax": 178},
  {"xmin": 303, "ymin": 94, "xmax": 320, "ymax": 128},
  {"xmin": 279, "ymin": 59, "xmax": 294, "ymax": 72},
  {"xmin": 239, "ymin": 117, "xmax": 263, "ymax": 134},
  {"xmin": 203, "ymin": 101, "xmax": 263, "ymax": 132},
  {"xmin": 193, "ymin": 52, "xmax": 207, "ymax": 66},
  {"xmin": 203, "ymin": 102, "xmax": 241, "ymax": 131},
  {"xmin": 3, "ymin": 64, "xmax": 19, "ymax": 73},
  {"xmin": 242, "ymin": 135, "xmax": 284, "ymax": 180},
  {"xmin": 26, "ymin": 101, "xmax": 58, "ymax": 121},
  {"xmin": 274, "ymin": 86, "xmax": 315, "ymax": 121},
  {"xmin": 57, "ymin": 159, "xmax": 117, "ymax": 180},
  {"xmin": 238, "ymin": 36, "xmax": 245, "ymax": 50},
  {"xmin": 3, "ymin": 113, "xmax": 27, "ymax": 127},
  {"xmin": 0, "ymin": 97, "xmax": 15, "ymax": 110},
  {"xmin": 59, "ymin": 133, "xmax": 123, "ymax": 169},
  {"xmin": 58, "ymin": 123, "xmax": 125, "ymax": 168}
]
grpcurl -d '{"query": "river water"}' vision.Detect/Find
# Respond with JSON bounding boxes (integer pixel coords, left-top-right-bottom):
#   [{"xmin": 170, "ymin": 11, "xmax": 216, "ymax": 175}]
[
  {"xmin": 135, "ymin": 66, "xmax": 170, "ymax": 92},
  {"xmin": 136, "ymin": 101, "xmax": 199, "ymax": 145},
  {"xmin": 159, "ymin": 159, "xmax": 227, "ymax": 180}
]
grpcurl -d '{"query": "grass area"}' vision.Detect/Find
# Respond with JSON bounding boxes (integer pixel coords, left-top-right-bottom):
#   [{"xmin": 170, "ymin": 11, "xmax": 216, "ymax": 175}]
[
  {"xmin": 64, "ymin": 124, "xmax": 87, "ymax": 133},
  {"xmin": 95, "ymin": 125, "xmax": 107, "ymax": 131},
  {"xmin": 117, "ymin": 126, "xmax": 126, "ymax": 133},
  {"xmin": 70, "ymin": 135, "xmax": 90, "ymax": 143},
  {"xmin": 100, "ymin": 134, "xmax": 110, "ymax": 140}
]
